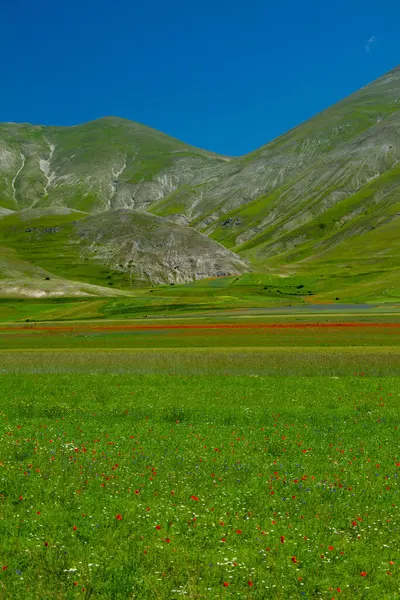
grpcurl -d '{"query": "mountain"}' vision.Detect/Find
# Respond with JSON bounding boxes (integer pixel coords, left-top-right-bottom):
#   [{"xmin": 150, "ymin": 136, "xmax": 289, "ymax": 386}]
[
  {"xmin": 0, "ymin": 117, "xmax": 228, "ymax": 213},
  {"xmin": 0, "ymin": 66, "xmax": 399, "ymax": 298}
]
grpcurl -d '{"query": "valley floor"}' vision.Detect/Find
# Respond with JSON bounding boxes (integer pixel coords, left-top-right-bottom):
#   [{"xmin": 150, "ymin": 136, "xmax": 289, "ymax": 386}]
[{"xmin": 0, "ymin": 310, "xmax": 399, "ymax": 598}]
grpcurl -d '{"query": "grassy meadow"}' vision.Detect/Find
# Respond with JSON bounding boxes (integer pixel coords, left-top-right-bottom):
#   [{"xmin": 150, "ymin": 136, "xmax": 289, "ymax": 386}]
[{"xmin": 0, "ymin": 310, "xmax": 400, "ymax": 599}]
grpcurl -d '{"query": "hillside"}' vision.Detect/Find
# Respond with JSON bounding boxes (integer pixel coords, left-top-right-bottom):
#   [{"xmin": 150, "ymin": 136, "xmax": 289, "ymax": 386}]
[
  {"xmin": 0, "ymin": 207, "xmax": 248, "ymax": 293},
  {"xmin": 0, "ymin": 66, "xmax": 399, "ymax": 299},
  {"xmin": 0, "ymin": 117, "xmax": 229, "ymax": 213}
]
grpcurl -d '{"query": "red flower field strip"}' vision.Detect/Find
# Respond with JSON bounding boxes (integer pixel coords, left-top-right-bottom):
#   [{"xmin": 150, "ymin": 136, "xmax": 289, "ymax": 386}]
[{"xmin": 1, "ymin": 322, "xmax": 399, "ymax": 333}]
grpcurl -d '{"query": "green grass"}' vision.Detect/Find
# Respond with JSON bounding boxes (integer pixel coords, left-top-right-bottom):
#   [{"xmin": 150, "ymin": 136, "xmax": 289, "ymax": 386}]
[
  {"xmin": 1, "ymin": 347, "xmax": 400, "ymax": 376},
  {"xmin": 1, "ymin": 368, "xmax": 400, "ymax": 599},
  {"xmin": 0, "ymin": 211, "xmax": 135, "ymax": 290},
  {"xmin": 0, "ymin": 311, "xmax": 400, "ymax": 598},
  {"xmin": 0, "ymin": 292, "xmax": 399, "ymax": 325},
  {"xmin": 1, "ymin": 321, "xmax": 400, "ymax": 350}
]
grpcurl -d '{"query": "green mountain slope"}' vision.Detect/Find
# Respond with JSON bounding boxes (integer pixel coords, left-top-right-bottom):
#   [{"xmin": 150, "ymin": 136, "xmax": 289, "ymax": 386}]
[
  {"xmin": 0, "ymin": 117, "xmax": 229, "ymax": 213},
  {"xmin": 0, "ymin": 208, "xmax": 248, "ymax": 291},
  {"xmin": 199, "ymin": 67, "xmax": 400, "ymax": 244},
  {"xmin": 0, "ymin": 66, "xmax": 399, "ymax": 298}
]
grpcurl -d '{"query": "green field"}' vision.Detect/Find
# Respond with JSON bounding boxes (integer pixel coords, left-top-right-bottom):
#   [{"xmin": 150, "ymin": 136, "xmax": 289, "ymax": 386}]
[
  {"xmin": 0, "ymin": 308, "xmax": 399, "ymax": 598},
  {"xmin": 0, "ymin": 365, "xmax": 399, "ymax": 599}
]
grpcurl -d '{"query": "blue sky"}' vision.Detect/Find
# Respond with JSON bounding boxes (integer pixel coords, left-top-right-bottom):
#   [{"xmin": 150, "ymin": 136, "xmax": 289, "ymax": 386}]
[{"xmin": 1, "ymin": 0, "xmax": 399, "ymax": 155}]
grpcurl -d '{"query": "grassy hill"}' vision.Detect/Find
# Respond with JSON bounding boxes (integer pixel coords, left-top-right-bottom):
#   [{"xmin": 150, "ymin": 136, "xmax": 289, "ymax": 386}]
[
  {"xmin": 0, "ymin": 117, "xmax": 228, "ymax": 213},
  {"xmin": 0, "ymin": 66, "xmax": 399, "ymax": 301},
  {"xmin": 0, "ymin": 208, "xmax": 248, "ymax": 293}
]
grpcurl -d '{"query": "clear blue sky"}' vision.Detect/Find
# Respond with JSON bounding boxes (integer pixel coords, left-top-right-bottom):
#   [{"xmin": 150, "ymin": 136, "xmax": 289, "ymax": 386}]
[{"xmin": 1, "ymin": 0, "xmax": 399, "ymax": 155}]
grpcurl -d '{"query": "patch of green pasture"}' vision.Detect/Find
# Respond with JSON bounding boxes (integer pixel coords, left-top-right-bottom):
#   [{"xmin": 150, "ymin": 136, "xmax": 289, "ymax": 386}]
[
  {"xmin": 0, "ymin": 321, "xmax": 399, "ymax": 351},
  {"xmin": 0, "ymin": 291, "xmax": 399, "ymax": 326},
  {"xmin": 0, "ymin": 298, "xmax": 109, "ymax": 323},
  {"xmin": 0, "ymin": 373, "xmax": 399, "ymax": 598},
  {"xmin": 1, "ymin": 347, "xmax": 400, "ymax": 376}
]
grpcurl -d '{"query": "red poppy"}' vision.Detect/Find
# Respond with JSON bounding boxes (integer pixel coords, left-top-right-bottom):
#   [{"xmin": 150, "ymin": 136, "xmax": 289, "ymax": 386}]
[
  {"xmin": 190, "ymin": 495, "xmax": 199, "ymax": 501},
  {"xmin": 115, "ymin": 514, "xmax": 123, "ymax": 521},
  {"xmin": 18, "ymin": 496, "xmax": 23, "ymax": 501},
  {"xmin": 236, "ymin": 529, "xmax": 242, "ymax": 534},
  {"xmin": 360, "ymin": 571, "xmax": 367, "ymax": 577},
  {"xmin": 337, "ymin": 588, "xmax": 342, "ymax": 593},
  {"xmin": 2, "ymin": 566, "xmax": 7, "ymax": 571},
  {"xmin": 291, "ymin": 556, "xmax": 298, "ymax": 563},
  {"xmin": 155, "ymin": 525, "xmax": 161, "ymax": 530},
  {"xmin": 134, "ymin": 489, "xmax": 140, "ymax": 495},
  {"xmin": 220, "ymin": 521, "xmax": 224, "ymax": 526},
  {"xmin": 223, "ymin": 582, "xmax": 229, "ymax": 587},
  {"xmin": 248, "ymin": 581, "xmax": 253, "ymax": 587},
  {"xmin": 280, "ymin": 536, "xmax": 285, "ymax": 543},
  {"xmin": 165, "ymin": 538, "xmax": 171, "ymax": 543},
  {"xmin": 328, "ymin": 545, "xmax": 334, "ymax": 551},
  {"xmin": 73, "ymin": 582, "xmax": 78, "ymax": 587},
  {"xmin": 72, "ymin": 526, "xmax": 77, "ymax": 531},
  {"xmin": 221, "ymin": 537, "xmax": 226, "ymax": 543},
  {"xmin": 44, "ymin": 541, "xmax": 49, "ymax": 547}
]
